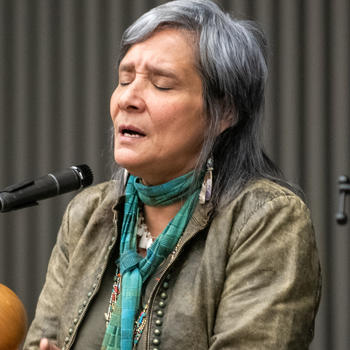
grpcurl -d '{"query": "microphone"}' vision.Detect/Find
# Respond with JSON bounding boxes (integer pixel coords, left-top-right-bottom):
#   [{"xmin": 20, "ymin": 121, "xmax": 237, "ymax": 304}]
[{"xmin": 0, "ymin": 164, "xmax": 93, "ymax": 212}]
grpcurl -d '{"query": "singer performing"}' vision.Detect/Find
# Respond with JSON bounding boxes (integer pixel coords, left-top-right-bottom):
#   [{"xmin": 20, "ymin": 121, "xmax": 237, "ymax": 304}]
[{"xmin": 24, "ymin": 1, "xmax": 321, "ymax": 349}]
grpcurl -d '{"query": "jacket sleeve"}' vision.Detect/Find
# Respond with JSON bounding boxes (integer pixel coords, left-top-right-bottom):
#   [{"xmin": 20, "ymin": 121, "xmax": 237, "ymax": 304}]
[
  {"xmin": 209, "ymin": 195, "xmax": 321, "ymax": 350},
  {"xmin": 23, "ymin": 202, "xmax": 72, "ymax": 349}
]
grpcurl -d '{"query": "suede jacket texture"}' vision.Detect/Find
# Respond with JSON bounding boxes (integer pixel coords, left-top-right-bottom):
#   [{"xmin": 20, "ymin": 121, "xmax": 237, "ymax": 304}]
[{"xmin": 24, "ymin": 179, "xmax": 321, "ymax": 350}]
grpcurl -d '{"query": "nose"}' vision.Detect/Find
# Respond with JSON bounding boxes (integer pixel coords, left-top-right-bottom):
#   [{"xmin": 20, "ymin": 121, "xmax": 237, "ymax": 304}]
[{"xmin": 117, "ymin": 80, "xmax": 146, "ymax": 113}]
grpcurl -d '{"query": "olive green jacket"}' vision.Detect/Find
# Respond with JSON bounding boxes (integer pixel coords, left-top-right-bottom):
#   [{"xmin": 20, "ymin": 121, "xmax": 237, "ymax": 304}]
[{"xmin": 24, "ymin": 179, "xmax": 321, "ymax": 350}]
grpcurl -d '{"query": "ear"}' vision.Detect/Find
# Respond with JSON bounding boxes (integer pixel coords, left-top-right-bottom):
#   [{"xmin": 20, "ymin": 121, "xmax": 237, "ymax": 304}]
[
  {"xmin": 219, "ymin": 118, "xmax": 233, "ymax": 133},
  {"xmin": 219, "ymin": 112, "xmax": 237, "ymax": 133},
  {"xmin": 218, "ymin": 108, "xmax": 237, "ymax": 134}
]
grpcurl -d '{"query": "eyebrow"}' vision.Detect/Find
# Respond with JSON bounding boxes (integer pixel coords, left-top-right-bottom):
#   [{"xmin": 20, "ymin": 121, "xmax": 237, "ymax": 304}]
[
  {"xmin": 150, "ymin": 66, "xmax": 178, "ymax": 80},
  {"xmin": 119, "ymin": 63, "xmax": 134, "ymax": 73},
  {"xmin": 119, "ymin": 63, "xmax": 178, "ymax": 80}
]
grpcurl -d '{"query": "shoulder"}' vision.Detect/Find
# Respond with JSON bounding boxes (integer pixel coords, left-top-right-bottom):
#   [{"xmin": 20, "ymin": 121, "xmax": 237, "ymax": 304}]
[
  {"xmin": 239, "ymin": 178, "xmax": 302, "ymax": 202},
  {"xmin": 226, "ymin": 178, "xmax": 308, "ymax": 218},
  {"xmin": 61, "ymin": 180, "xmax": 123, "ymax": 238},
  {"xmin": 213, "ymin": 179, "xmax": 313, "ymax": 247},
  {"xmin": 68, "ymin": 180, "xmax": 120, "ymax": 212}
]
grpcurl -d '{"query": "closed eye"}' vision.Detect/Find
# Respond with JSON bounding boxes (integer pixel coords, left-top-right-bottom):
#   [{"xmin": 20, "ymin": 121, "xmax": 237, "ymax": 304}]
[
  {"xmin": 154, "ymin": 84, "xmax": 172, "ymax": 91},
  {"xmin": 119, "ymin": 82, "xmax": 131, "ymax": 86}
]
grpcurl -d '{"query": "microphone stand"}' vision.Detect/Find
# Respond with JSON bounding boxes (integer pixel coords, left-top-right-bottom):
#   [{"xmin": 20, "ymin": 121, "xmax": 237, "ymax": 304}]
[{"xmin": 336, "ymin": 175, "xmax": 350, "ymax": 225}]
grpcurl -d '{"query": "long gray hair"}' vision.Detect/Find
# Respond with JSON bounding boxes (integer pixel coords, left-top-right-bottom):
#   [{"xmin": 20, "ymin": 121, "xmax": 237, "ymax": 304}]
[{"xmin": 115, "ymin": 0, "xmax": 293, "ymax": 210}]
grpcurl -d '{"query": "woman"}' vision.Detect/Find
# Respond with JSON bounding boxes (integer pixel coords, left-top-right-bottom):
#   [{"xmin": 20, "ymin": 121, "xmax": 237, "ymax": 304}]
[{"xmin": 24, "ymin": 0, "xmax": 321, "ymax": 349}]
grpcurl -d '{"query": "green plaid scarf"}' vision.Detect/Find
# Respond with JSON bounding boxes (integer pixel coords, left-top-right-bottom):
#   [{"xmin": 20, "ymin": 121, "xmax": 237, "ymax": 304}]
[{"xmin": 101, "ymin": 172, "xmax": 201, "ymax": 350}]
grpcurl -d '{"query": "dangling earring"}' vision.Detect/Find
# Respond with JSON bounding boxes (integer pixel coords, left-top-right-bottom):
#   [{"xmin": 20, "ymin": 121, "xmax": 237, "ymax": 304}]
[{"xmin": 199, "ymin": 157, "xmax": 213, "ymax": 204}]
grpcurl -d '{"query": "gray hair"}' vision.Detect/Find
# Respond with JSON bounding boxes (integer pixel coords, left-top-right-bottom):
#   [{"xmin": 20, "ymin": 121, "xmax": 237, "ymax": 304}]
[{"xmin": 115, "ymin": 0, "xmax": 291, "ymax": 210}]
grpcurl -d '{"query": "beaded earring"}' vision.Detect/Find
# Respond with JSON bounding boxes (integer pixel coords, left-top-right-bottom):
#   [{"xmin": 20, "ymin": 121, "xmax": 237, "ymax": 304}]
[{"xmin": 199, "ymin": 157, "xmax": 213, "ymax": 204}]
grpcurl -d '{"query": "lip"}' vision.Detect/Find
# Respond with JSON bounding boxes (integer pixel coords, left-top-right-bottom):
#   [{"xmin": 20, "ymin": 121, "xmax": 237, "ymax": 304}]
[{"xmin": 117, "ymin": 124, "xmax": 147, "ymax": 141}]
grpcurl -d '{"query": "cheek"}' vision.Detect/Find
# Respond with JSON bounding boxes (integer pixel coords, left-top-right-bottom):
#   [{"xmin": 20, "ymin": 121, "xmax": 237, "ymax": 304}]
[
  {"xmin": 156, "ymin": 98, "xmax": 201, "ymax": 124},
  {"xmin": 150, "ymin": 103, "xmax": 180, "ymax": 134},
  {"xmin": 110, "ymin": 90, "xmax": 119, "ymax": 122},
  {"xmin": 171, "ymin": 99, "xmax": 205, "ymax": 133},
  {"xmin": 157, "ymin": 107, "xmax": 206, "ymax": 145}
]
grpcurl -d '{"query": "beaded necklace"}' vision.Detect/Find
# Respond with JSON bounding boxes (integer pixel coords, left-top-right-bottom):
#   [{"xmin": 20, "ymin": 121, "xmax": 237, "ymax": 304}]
[
  {"xmin": 136, "ymin": 207, "xmax": 154, "ymax": 250},
  {"xmin": 105, "ymin": 268, "xmax": 149, "ymax": 346},
  {"xmin": 133, "ymin": 304, "xmax": 149, "ymax": 345},
  {"xmin": 105, "ymin": 272, "xmax": 122, "ymax": 327},
  {"xmin": 105, "ymin": 208, "xmax": 152, "ymax": 342},
  {"xmin": 105, "ymin": 206, "xmax": 183, "ymax": 345},
  {"xmin": 133, "ymin": 236, "xmax": 183, "ymax": 345}
]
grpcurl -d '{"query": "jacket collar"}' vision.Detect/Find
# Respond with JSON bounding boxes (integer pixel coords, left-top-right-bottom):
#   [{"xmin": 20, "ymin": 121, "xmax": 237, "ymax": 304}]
[{"xmin": 111, "ymin": 192, "xmax": 213, "ymax": 244}]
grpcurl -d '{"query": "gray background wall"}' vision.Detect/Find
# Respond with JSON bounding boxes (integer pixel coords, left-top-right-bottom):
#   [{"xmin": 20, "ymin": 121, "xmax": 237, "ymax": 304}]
[{"xmin": 0, "ymin": 0, "xmax": 349, "ymax": 349}]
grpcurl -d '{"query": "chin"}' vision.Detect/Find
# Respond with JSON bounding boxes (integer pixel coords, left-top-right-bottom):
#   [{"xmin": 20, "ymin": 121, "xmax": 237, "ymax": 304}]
[{"xmin": 114, "ymin": 152, "xmax": 144, "ymax": 177}]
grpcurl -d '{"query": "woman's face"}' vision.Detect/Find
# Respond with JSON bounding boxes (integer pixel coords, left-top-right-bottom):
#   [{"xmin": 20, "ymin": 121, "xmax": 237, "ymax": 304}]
[{"xmin": 110, "ymin": 28, "xmax": 206, "ymax": 185}]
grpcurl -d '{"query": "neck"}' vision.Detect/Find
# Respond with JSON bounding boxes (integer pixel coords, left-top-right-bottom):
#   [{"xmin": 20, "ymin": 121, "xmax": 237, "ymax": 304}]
[{"xmin": 143, "ymin": 200, "xmax": 184, "ymax": 238}]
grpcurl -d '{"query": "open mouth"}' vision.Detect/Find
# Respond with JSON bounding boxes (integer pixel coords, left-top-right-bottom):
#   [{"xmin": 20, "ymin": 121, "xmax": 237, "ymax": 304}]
[{"xmin": 119, "ymin": 125, "xmax": 146, "ymax": 138}]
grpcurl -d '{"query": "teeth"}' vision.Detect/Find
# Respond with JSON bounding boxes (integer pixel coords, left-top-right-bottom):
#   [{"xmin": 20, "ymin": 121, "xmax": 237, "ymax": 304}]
[
  {"xmin": 122, "ymin": 129, "xmax": 144, "ymax": 137},
  {"xmin": 123, "ymin": 132, "xmax": 142, "ymax": 138}
]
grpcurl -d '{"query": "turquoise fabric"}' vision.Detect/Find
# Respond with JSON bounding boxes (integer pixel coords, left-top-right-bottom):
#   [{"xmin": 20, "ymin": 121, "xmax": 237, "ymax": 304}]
[{"xmin": 101, "ymin": 172, "xmax": 201, "ymax": 350}]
